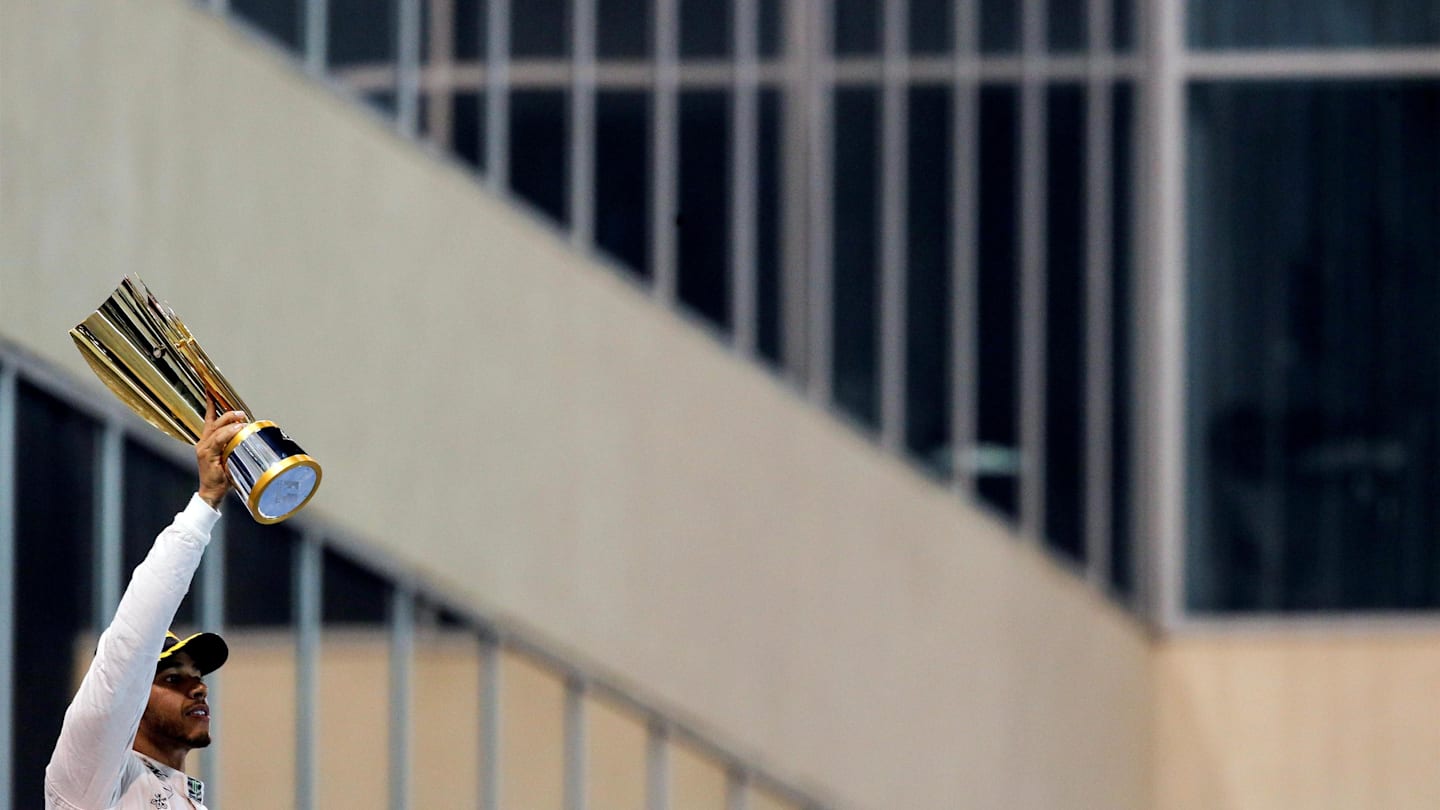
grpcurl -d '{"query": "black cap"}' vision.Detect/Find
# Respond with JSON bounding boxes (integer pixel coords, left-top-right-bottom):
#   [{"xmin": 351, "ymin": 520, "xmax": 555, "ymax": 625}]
[{"xmin": 158, "ymin": 630, "xmax": 229, "ymax": 675}]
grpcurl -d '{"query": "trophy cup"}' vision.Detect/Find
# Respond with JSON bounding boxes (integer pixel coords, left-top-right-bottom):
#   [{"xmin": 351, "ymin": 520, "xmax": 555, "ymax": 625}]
[{"xmin": 70, "ymin": 276, "xmax": 321, "ymax": 524}]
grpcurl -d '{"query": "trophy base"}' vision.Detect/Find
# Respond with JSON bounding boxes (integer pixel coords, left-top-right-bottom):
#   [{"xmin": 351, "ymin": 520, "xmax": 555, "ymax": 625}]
[{"xmin": 224, "ymin": 421, "xmax": 322, "ymax": 524}]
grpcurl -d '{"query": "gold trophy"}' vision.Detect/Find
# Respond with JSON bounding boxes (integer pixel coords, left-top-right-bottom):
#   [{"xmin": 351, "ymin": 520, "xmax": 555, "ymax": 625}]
[{"xmin": 70, "ymin": 276, "xmax": 321, "ymax": 524}]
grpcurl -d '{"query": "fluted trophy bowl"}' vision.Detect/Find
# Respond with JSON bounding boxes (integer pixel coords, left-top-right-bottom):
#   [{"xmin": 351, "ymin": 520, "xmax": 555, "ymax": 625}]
[{"xmin": 70, "ymin": 276, "xmax": 321, "ymax": 524}]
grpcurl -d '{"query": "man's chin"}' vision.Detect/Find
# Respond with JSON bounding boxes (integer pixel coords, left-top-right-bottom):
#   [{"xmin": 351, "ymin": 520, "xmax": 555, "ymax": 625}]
[{"xmin": 187, "ymin": 733, "xmax": 212, "ymax": 749}]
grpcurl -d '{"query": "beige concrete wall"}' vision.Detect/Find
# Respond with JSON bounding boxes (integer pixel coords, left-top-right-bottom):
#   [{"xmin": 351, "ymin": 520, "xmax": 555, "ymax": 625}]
[
  {"xmin": 2, "ymin": 1, "xmax": 1154, "ymax": 806},
  {"xmin": 1155, "ymin": 630, "xmax": 1440, "ymax": 810}
]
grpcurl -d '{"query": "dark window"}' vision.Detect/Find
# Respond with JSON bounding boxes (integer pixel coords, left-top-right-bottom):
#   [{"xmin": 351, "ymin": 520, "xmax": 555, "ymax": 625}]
[
  {"xmin": 452, "ymin": 91, "xmax": 487, "ymax": 172},
  {"xmin": 599, "ymin": 0, "xmax": 653, "ymax": 58},
  {"xmin": 510, "ymin": 90, "xmax": 570, "ymax": 224},
  {"xmin": 905, "ymin": 85, "xmax": 953, "ymax": 477},
  {"xmin": 681, "ymin": 0, "xmax": 733, "ymax": 58},
  {"xmin": 1048, "ymin": 0, "xmax": 1088, "ymax": 51},
  {"xmin": 910, "ymin": 0, "xmax": 952, "ymax": 54},
  {"xmin": 322, "ymin": 549, "xmax": 390, "ymax": 625},
  {"xmin": 975, "ymin": 84, "xmax": 1019, "ymax": 516},
  {"xmin": 835, "ymin": 0, "xmax": 879, "ymax": 55},
  {"xmin": 224, "ymin": 518, "xmax": 299, "ymax": 627},
  {"xmin": 980, "ymin": 0, "xmax": 1019, "ymax": 53},
  {"xmin": 1044, "ymin": 83, "xmax": 1087, "ymax": 562},
  {"xmin": 758, "ymin": 0, "xmax": 782, "ymax": 58},
  {"xmin": 454, "ymin": 0, "xmax": 487, "ymax": 61},
  {"xmin": 11, "ymin": 382, "xmax": 96, "ymax": 810},
  {"xmin": 1114, "ymin": 0, "xmax": 1136, "ymax": 52},
  {"xmin": 1189, "ymin": 0, "xmax": 1440, "ymax": 48},
  {"xmin": 512, "ymin": 0, "xmax": 570, "ymax": 58},
  {"xmin": 123, "ymin": 441, "xmax": 200, "ymax": 627},
  {"xmin": 329, "ymin": 0, "xmax": 395, "ymax": 66},
  {"xmin": 1110, "ymin": 81, "xmax": 1135, "ymax": 596},
  {"xmin": 756, "ymin": 89, "xmax": 783, "ymax": 366},
  {"xmin": 832, "ymin": 87, "xmax": 880, "ymax": 430},
  {"xmin": 596, "ymin": 91, "xmax": 653, "ymax": 277},
  {"xmin": 677, "ymin": 90, "xmax": 733, "ymax": 328},
  {"xmin": 1187, "ymin": 80, "xmax": 1440, "ymax": 612},
  {"xmin": 231, "ymin": 0, "xmax": 303, "ymax": 50}
]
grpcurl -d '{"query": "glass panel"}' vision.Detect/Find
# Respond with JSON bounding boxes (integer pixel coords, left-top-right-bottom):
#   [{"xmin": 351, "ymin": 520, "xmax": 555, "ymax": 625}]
[
  {"xmin": 980, "ymin": 0, "xmax": 1019, "ymax": 53},
  {"xmin": 513, "ymin": 0, "xmax": 570, "ymax": 58},
  {"xmin": 1048, "ymin": 0, "xmax": 1088, "ymax": 51},
  {"xmin": 975, "ymin": 84, "xmax": 1020, "ymax": 516},
  {"xmin": 1187, "ymin": 80, "xmax": 1440, "ymax": 612},
  {"xmin": 681, "ymin": 0, "xmax": 733, "ymax": 58},
  {"xmin": 1189, "ymin": 0, "xmax": 1440, "ymax": 48},
  {"xmin": 584, "ymin": 697, "xmax": 647, "ymax": 809},
  {"xmin": 123, "ymin": 441, "xmax": 199, "ymax": 626},
  {"xmin": 756, "ymin": 88, "xmax": 783, "ymax": 365},
  {"xmin": 319, "ymin": 550, "xmax": 389, "ymax": 808},
  {"xmin": 12, "ymin": 382, "xmax": 96, "ymax": 810},
  {"xmin": 330, "ymin": 0, "xmax": 396, "ymax": 66},
  {"xmin": 1110, "ymin": 81, "xmax": 1135, "ymax": 595},
  {"xmin": 758, "ymin": 0, "xmax": 782, "ymax": 58},
  {"xmin": 1114, "ymin": 0, "xmax": 1135, "ymax": 52},
  {"xmin": 599, "ymin": 0, "xmax": 653, "ymax": 58},
  {"xmin": 835, "ymin": 0, "xmax": 879, "ymax": 55},
  {"xmin": 510, "ymin": 89, "xmax": 571, "ymax": 224},
  {"xmin": 500, "ymin": 651, "xmax": 565, "ymax": 810},
  {"xmin": 910, "ymin": 0, "xmax": 952, "ymax": 54},
  {"xmin": 454, "ymin": 0, "xmax": 487, "ymax": 61},
  {"xmin": 452, "ymin": 91, "xmax": 487, "ymax": 172},
  {"xmin": 678, "ymin": 89, "xmax": 733, "ymax": 328},
  {"xmin": 1044, "ymin": 82, "xmax": 1086, "ymax": 561},
  {"xmin": 413, "ymin": 609, "xmax": 483, "ymax": 807},
  {"xmin": 832, "ymin": 86, "xmax": 880, "ymax": 430},
  {"xmin": 905, "ymin": 84, "xmax": 953, "ymax": 477},
  {"xmin": 669, "ymin": 741, "xmax": 726, "ymax": 809},
  {"xmin": 596, "ymin": 90, "xmax": 653, "ymax": 277},
  {"xmin": 231, "ymin": 0, "xmax": 303, "ymax": 50}
]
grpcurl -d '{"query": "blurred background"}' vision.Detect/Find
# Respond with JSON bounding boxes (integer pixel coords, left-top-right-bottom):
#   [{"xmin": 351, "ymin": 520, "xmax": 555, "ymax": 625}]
[{"xmin": 1, "ymin": 0, "xmax": 1438, "ymax": 807}]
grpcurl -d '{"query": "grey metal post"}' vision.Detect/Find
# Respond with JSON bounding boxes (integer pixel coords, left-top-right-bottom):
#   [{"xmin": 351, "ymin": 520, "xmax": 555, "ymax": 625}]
[
  {"xmin": 0, "ymin": 364, "xmax": 17, "ymax": 810},
  {"xmin": 731, "ymin": 0, "xmax": 761, "ymax": 356},
  {"xmin": 1139, "ymin": 0, "xmax": 1187, "ymax": 628},
  {"xmin": 804, "ymin": 0, "xmax": 834, "ymax": 406},
  {"xmin": 93, "ymin": 420, "xmax": 124, "ymax": 628},
  {"xmin": 780, "ymin": 0, "xmax": 814, "ymax": 385},
  {"xmin": 198, "ymin": 519, "xmax": 227, "ymax": 803},
  {"xmin": 396, "ymin": 0, "xmax": 423, "ymax": 138},
  {"xmin": 1084, "ymin": 0, "xmax": 1116, "ymax": 587},
  {"xmin": 652, "ymin": 0, "xmax": 680, "ymax": 304},
  {"xmin": 304, "ymin": 0, "xmax": 328, "ymax": 76},
  {"xmin": 294, "ymin": 533, "xmax": 322, "ymax": 810},
  {"xmin": 1018, "ymin": 0, "xmax": 1048, "ymax": 542},
  {"xmin": 486, "ymin": 0, "xmax": 512, "ymax": 191},
  {"xmin": 878, "ymin": 0, "xmax": 909, "ymax": 452},
  {"xmin": 563, "ymin": 677, "xmax": 587, "ymax": 810},
  {"xmin": 571, "ymin": 0, "xmax": 598, "ymax": 249},
  {"xmin": 479, "ymin": 638, "xmax": 501, "ymax": 810},
  {"xmin": 726, "ymin": 768, "xmax": 750, "ymax": 810},
  {"xmin": 645, "ymin": 722, "xmax": 669, "ymax": 810},
  {"xmin": 389, "ymin": 586, "xmax": 415, "ymax": 810},
  {"xmin": 950, "ymin": 0, "xmax": 980, "ymax": 493}
]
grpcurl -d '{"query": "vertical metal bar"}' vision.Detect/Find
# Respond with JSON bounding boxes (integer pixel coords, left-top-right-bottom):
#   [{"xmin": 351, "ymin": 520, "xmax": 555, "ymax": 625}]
[
  {"xmin": 396, "ymin": 0, "xmax": 424, "ymax": 138},
  {"xmin": 878, "ymin": 0, "xmax": 908, "ymax": 452},
  {"xmin": 725, "ymin": 769, "xmax": 750, "ymax": 810},
  {"xmin": 479, "ymin": 638, "xmax": 501, "ymax": 810},
  {"xmin": 563, "ymin": 678, "xmax": 587, "ymax": 810},
  {"xmin": 0, "ymin": 363, "xmax": 17, "ymax": 810},
  {"xmin": 804, "ymin": 0, "xmax": 834, "ymax": 405},
  {"xmin": 731, "ymin": 0, "xmax": 761, "ymax": 355},
  {"xmin": 428, "ymin": 0, "xmax": 458, "ymax": 149},
  {"xmin": 1084, "ymin": 0, "xmax": 1115, "ymax": 587},
  {"xmin": 652, "ymin": 0, "xmax": 680, "ymax": 303},
  {"xmin": 780, "ymin": 0, "xmax": 813, "ymax": 385},
  {"xmin": 389, "ymin": 587, "xmax": 415, "ymax": 810},
  {"xmin": 645, "ymin": 722, "xmax": 669, "ymax": 810},
  {"xmin": 486, "ymin": 0, "xmax": 511, "ymax": 190},
  {"xmin": 198, "ymin": 519, "xmax": 227, "ymax": 799},
  {"xmin": 951, "ymin": 0, "xmax": 980, "ymax": 493},
  {"xmin": 1018, "ymin": 0, "xmax": 1047, "ymax": 542},
  {"xmin": 93, "ymin": 420, "xmax": 123, "ymax": 628},
  {"xmin": 304, "ymin": 0, "xmax": 328, "ymax": 76},
  {"xmin": 571, "ymin": 0, "xmax": 598, "ymax": 249},
  {"xmin": 1140, "ymin": 0, "xmax": 1186, "ymax": 627},
  {"xmin": 208, "ymin": 0, "xmax": 229, "ymax": 13},
  {"xmin": 294, "ymin": 533, "xmax": 322, "ymax": 810}
]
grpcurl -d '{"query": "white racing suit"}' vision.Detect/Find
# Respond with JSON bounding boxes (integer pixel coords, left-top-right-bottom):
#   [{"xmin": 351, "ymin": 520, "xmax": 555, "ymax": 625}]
[{"xmin": 44, "ymin": 494, "xmax": 220, "ymax": 810}]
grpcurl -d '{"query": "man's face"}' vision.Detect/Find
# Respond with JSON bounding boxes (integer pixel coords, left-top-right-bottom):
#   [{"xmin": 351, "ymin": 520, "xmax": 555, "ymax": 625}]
[{"xmin": 140, "ymin": 651, "xmax": 212, "ymax": 750}]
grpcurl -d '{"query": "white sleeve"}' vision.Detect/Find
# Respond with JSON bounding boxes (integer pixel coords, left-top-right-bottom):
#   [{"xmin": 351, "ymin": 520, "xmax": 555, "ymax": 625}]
[{"xmin": 43, "ymin": 494, "xmax": 220, "ymax": 809}]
